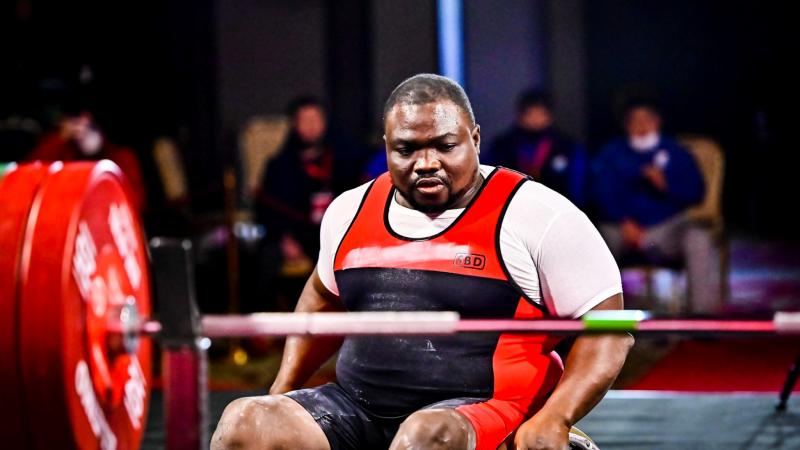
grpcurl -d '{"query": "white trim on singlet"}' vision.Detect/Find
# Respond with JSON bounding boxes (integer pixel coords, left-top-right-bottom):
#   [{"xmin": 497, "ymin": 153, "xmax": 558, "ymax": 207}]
[{"xmin": 317, "ymin": 166, "xmax": 622, "ymax": 318}]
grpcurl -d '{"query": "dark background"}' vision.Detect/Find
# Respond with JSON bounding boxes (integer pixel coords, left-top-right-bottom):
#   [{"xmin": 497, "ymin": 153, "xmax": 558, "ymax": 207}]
[{"xmin": 2, "ymin": 0, "xmax": 798, "ymax": 237}]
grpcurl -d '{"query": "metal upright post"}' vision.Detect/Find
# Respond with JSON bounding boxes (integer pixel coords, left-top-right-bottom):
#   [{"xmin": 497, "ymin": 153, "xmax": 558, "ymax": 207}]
[{"xmin": 150, "ymin": 238, "xmax": 209, "ymax": 449}]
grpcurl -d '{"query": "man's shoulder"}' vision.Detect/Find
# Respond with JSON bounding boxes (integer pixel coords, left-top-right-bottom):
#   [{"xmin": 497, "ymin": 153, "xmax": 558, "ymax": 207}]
[
  {"xmin": 329, "ymin": 179, "xmax": 374, "ymax": 215},
  {"xmin": 659, "ymin": 136, "xmax": 691, "ymax": 154},
  {"xmin": 499, "ymin": 177, "xmax": 587, "ymax": 253},
  {"xmin": 507, "ymin": 177, "xmax": 580, "ymax": 219}
]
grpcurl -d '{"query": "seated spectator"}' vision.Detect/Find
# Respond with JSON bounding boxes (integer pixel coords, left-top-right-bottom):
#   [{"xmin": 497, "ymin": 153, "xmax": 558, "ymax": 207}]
[
  {"xmin": 592, "ymin": 99, "xmax": 719, "ymax": 314},
  {"xmin": 27, "ymin": 107, "xmax": 147, "ymax": 212},
  {"xmin": 254, "ymin": 97, "xmax": 358, "ymax": 309},
  {"xmin": 487, "ymin": 89, "xmax": 588, "ymax": 208}
]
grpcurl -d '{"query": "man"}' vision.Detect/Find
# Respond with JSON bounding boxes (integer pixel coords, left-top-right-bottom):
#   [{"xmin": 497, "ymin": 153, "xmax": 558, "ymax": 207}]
[
  {"xmin": 488, "ymin": 90, "xmax": 588, "ymax": 209},
  {"xmin": 28, "ymin": 107, "xmax": 147, "ymax": 212},
  {"xmin": 213, "ymin": 74, "xmax": 632, "ymax": 450},
  {"xmin": 592, "ymin": 100, "xmax": 717, "ymax": 314}
]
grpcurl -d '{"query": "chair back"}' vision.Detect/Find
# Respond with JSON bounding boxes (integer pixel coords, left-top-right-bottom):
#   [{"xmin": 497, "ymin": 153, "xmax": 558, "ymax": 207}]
[
  {"xmin": 239, "ymin": 115, "xmax": 290, "ymax": 199},
  {"xmin": 677, "ymin": 134, "xmax": 724, "ymax": 226}
]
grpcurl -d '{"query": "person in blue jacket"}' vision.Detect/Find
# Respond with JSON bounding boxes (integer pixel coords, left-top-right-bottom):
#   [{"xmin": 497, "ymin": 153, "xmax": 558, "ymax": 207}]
[{"xmin": 592, "ymin": 99, "xmax": 720, "ymax": 314}]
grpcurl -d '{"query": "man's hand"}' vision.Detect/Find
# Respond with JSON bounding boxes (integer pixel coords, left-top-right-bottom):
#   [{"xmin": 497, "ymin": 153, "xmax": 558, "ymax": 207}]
[
  {"xmin": 513, "ymin": 413, "xmax": 570, "ymax": 450},
  {"xmin": 519, "ymin": 294, "xmax": 633, "ymax": 450},
  {"xmin": 280, "ymin": 234, "xmax": 313, "ymax": 276},
  {"xmin": 280, "ymin": 234, "xmax": 308, "ymax": 261},
  {"xmin": 641, "ymin": 164, "xmax": 668, "ymax": 192},
  {"xmin": 59, "ymin": 115, "xmax": 93, "ymax": 142},
  {"xmin": 620, "ymin": 218, "xmax": 644, "ymax": 249}
]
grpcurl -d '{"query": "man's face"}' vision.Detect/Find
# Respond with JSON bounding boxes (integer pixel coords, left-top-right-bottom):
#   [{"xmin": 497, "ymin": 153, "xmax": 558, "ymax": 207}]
[
  {"xmin": 625, "ymin": 107, "xmax": 661, "ymax": 138},
  {"xmin": 384, "ymin": 100, "xmax": 481, "ymax": 213},
  {"xmin": 518, "ymin": 105, "xmax": 552, "ymax": 132},
  {"xmin": 294, "ymin": 105, "xmax": 327, "ymax": 144}
]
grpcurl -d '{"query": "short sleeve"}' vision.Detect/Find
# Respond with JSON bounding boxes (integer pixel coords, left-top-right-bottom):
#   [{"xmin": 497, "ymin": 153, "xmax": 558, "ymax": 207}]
[
  {"xmin": 315, "ymin": 181, "xmax": 373, "ymax": 296},
  {"xmin": 536, "ymin": 210, "xmax": 622, "ymax": 318},
  {"xmin": 316, "ymin": 203, "xmax": 339, "ymax": 295}
]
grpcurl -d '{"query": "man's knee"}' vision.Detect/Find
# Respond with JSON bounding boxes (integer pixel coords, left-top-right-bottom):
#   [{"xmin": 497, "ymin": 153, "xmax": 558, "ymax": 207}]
[
  {"xmin": 391, "ymin": 409, "xmax": 473, "ymax": 450},
  {"xmin": 211, "ymin": 395, "xmax": 316, "ymax": 450}
]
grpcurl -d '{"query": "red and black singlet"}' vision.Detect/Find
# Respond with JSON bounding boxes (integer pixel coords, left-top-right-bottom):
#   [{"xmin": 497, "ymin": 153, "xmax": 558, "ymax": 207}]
[{"xmin": 333, "ymin": 167, "xmax": 562, "ymax": 418}]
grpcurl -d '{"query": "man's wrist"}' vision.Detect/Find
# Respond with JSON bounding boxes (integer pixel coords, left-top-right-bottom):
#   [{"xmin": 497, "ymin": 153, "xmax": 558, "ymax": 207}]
[
  {"xmin": 532, "ymin": 405, "xmax": 574, "ymax": 429},
  {"xmin": 269, "ymin": 371, "xmax": 300, "ymax": 395},
  {"xmin": 268, "ymin": 379, "xmax": 296, "ymax": 395}
]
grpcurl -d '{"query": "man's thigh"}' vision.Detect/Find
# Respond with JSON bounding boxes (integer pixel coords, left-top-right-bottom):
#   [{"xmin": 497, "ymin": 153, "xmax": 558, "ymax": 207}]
[
  {"xmin": 641, "ymin": 214, "xmax": 689, "ymax": 261},
  {"xmin": 286, "ymin": 383, "xmax": 393, "ymax": 450}
]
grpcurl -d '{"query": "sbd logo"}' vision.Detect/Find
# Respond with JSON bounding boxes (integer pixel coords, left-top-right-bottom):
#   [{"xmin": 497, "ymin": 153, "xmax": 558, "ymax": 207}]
[{"xmin": 453, "ymin": 253, "xmax": 486, "ymax": 270}]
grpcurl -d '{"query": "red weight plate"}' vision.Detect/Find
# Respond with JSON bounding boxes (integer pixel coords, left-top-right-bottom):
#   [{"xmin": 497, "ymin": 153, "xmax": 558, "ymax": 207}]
[
  {"xmin": 19, "ymin": 161, "xmax": 152, "ymax": 450},
  {"xmin": 0, "ymin": 162, "xmax": 52, "ymax": 448}
]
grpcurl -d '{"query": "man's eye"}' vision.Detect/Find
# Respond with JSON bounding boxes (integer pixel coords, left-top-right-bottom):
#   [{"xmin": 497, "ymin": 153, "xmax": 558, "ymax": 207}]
[
  {"xmin": 396, "ymin": 148, "xmax": 412, "ymax": 156},
  {"xmin": 439, "ymin": 144, "xmax": 457, "ymax": 151}
]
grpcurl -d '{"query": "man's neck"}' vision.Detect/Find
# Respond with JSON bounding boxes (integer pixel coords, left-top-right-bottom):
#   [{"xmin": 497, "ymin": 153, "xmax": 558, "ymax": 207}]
[{"xmin": 451, "ymin": 170, "xmax": 485, "ymax": 209}]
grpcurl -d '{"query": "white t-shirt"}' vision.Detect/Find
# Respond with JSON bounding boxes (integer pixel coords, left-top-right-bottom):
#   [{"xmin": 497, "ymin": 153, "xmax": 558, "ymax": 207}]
[{"xmin": 317, "ymin": 165, "xmax": 622, "ymax": 318}]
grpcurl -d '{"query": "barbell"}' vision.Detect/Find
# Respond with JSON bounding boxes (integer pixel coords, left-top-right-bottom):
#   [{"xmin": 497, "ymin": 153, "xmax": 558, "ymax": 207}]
[{"xmin": 1, "ymin": 161, "xmax": 798, "ymax": 450}]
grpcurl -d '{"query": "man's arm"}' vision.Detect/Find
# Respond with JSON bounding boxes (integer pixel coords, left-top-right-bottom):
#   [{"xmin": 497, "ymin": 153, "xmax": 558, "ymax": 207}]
[
  {"xmin": 514, "ymin": 293, "xmax": 634, "ymax": 450},
  {"xmin": 269, "ymin": 268, "xmax": 347, "ymax": 394},
  {"xmin": 661, "ymin": 147, "xmax": 705, "ymax": 205}
]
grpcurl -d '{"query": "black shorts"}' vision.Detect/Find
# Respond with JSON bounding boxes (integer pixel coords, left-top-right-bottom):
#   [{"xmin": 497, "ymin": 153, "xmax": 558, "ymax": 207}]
[{"xmin": 285, "ymin": 383, "xmax": 483, "ymax": 450}]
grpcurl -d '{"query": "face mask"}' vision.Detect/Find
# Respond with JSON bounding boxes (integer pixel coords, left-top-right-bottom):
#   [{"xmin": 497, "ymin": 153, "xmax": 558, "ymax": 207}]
[
  {"xmin": 78, "ymin": 129, "xmax": 103, "ymax": 156},
  {"xmin": 629, "ymin": 132, "xmax": 660, "ymax": 152}
]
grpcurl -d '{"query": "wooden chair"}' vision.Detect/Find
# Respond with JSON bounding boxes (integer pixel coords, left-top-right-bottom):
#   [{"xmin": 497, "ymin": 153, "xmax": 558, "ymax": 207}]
[
  {"xmin": 238, "ymin": 115, "xmax": 289, "ymax": 204},
  {"xmin": 678, "ymin": 133, "xmax": 729, "ymax": 308}
]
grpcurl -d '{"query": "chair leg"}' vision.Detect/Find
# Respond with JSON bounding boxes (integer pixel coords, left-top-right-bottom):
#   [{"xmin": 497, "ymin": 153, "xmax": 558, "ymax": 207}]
[
  {"xmin": 718, "ymin": 231, "xmax": 731, "ymax": 309},
  {"xmin": 647, "ymin": 268, "xmax": 683, "ymax": 316},
  {"xmin": 644, "ymin": 267, "xmax": 655, "ymax": 311},
  {"xmin": 668, "ymin": 270, "xmax": 685, "ymax": 316},
  {"xmin": 776, "ymin": 353, "xmax": 800, "ymax": 412}
]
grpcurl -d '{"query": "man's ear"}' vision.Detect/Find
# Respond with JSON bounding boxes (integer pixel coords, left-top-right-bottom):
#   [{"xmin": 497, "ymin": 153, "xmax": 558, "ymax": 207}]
[{"xmin": 472, "ymin": 124, "xmax": 481, "ymax": 154}]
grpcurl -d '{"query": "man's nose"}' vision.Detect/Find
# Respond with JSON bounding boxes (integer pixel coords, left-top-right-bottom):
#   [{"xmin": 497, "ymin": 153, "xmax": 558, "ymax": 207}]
[{"xmin": 413, "ymin": 149, "xmax": 441, "ymax": 172}]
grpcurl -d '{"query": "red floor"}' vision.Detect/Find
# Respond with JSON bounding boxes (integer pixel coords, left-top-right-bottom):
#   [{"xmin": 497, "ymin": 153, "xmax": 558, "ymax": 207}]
[{"xmin": 628, "ymin": 337, "xmax": 800, "ymax": 392}]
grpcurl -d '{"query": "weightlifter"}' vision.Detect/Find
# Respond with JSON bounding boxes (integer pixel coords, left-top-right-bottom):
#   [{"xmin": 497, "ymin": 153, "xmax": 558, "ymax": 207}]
[{"xmin": 212, "ymin": 74, "xmax": 633, "ymax": 450}]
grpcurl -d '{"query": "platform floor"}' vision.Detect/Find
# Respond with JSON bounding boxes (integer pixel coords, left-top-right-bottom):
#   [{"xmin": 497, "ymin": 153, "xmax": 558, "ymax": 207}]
[{"xmin": 142, "ymin": 390, "xmax": 800, "ymax": 449}]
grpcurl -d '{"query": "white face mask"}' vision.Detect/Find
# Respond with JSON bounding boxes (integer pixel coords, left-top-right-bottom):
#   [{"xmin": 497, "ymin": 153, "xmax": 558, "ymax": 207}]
[
  {"xmin": 629, "ymin": 132, "xmax": 660, "ymax": 152},
  {"xmin": 78, "ymin": 129, "xmax": 103, "ymax": 156}
]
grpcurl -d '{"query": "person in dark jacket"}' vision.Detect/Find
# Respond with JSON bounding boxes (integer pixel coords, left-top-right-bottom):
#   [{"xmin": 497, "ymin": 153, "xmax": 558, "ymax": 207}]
[
  {"xmin": 254, "ymin": 97, "xmax": 359, "ymax": 309},
  {"xmin": 487, "ymin": 90, "xmax": 588, "ymax": 208}
]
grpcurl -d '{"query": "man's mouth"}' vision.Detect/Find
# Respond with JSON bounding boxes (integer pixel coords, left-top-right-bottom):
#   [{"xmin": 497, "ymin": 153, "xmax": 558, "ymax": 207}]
[{"xmin": 414, "ymin": 177, "xmax": 446, "ymax": 195}]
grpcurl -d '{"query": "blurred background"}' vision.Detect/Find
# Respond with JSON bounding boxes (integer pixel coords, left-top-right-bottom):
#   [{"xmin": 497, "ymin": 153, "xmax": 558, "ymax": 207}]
[{"xmin": 2, "ymin": 0, "xmax": 799, "ymax": 398}]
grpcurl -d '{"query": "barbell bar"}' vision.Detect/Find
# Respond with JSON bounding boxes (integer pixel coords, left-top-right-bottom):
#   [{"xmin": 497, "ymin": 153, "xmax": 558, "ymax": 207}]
[{"xmin": 124, "ymin": 310, "xmax": 800, "ymax": 339}]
